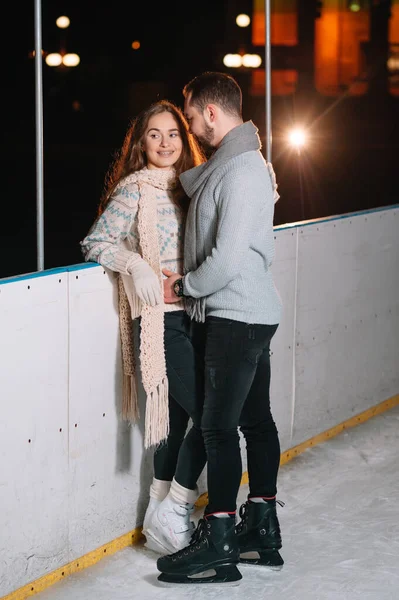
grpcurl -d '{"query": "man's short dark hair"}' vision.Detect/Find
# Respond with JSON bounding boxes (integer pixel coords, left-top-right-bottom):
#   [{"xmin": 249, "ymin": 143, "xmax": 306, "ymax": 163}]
[{"xmin": 183, "ymin": 72, "xmax": 242, "ymax": 118}]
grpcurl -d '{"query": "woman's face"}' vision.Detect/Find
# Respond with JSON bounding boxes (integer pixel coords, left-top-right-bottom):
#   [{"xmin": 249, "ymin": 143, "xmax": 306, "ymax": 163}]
[{"xmin": 142, "ymin": 111, "xmax": 183, "ymax": 170}]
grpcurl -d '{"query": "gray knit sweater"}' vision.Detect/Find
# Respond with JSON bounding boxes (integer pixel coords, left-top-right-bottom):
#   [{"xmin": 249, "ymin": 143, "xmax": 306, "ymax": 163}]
[{"xmin": 180, "ymin": 121, "xmax": 282, "ymax": 325}]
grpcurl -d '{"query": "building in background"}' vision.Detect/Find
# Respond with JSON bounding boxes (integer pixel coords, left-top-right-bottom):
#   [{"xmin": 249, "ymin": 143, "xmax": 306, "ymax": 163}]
[{"xmin": 250, "ymin": 0, "xmax": 399, "ymax": 97}]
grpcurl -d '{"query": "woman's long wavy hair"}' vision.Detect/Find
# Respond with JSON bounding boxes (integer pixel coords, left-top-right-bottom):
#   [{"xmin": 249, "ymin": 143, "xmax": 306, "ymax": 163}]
[{"xmin": 98, "ymin": 100, "xmax": 205, "ymax": 215}]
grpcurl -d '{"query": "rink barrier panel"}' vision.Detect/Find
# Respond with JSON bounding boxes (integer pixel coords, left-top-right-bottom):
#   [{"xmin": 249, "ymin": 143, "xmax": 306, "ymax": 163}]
[
  {"xmin": 2, "ymin": 393, "xmax": 398, "ymax": 600},
  {"xmin": 1, "ymin": 203, "xmax": 398, "ymax": 599}
]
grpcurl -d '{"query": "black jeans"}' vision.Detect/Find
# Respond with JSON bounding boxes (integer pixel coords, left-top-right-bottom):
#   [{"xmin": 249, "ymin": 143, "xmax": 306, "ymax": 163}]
[
  {"xmin": 153, "ymin": 311, "xmax": 206, "ymax": 488},
  {"xmin": 177, "ymin": 316, "xmax": 280, "ymax": 515}
]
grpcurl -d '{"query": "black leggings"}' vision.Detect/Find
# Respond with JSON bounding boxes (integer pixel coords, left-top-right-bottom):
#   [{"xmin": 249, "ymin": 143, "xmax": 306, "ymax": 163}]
[{"xmin": 152, "ymin": 311, "xmax": 206, "ymax": 488}]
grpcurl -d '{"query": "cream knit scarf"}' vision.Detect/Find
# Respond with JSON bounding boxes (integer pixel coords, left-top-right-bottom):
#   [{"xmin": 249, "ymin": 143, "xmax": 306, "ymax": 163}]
[{"xmin": 118, "ymin": 167, "xmax": 177, "ymax": 448}]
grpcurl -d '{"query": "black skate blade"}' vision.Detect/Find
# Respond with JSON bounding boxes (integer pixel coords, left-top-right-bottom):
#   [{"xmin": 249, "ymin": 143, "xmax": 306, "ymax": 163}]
[
  {"xmin": 240, "ymin": 550, "xmax": 284, "ymax": 570},
  {"xmin": 158, "ymin": 565, "xmax": 242, "ymax": 586}
]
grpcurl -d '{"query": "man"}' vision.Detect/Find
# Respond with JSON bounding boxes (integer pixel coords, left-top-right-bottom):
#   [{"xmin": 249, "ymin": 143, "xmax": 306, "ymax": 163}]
[{"xmin": 156, "ymin": 72, "xmax": 283, "ymax": 584}]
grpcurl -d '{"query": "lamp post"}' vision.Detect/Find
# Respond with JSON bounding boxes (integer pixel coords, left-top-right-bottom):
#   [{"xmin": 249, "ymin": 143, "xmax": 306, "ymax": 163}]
[
  {"xmin": 33, "ymin": 4, "xmax": 80, "ymax": 271},
  {"xmin": 34, "ymin": 0, "xmax": 44, "ymax": 271},
  {"xmin": 265, "ymin": 0, "xmax": 272, "ymax": 162}
]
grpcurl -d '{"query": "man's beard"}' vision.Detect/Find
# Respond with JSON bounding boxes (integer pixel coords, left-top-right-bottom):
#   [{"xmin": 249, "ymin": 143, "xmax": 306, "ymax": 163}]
[{"xmin": 194, "ymin": 123, "xmax": 216, "ymax": 156}]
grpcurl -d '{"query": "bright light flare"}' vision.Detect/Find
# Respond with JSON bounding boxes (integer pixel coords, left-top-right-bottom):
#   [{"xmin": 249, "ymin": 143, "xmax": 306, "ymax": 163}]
[
  {"xmin": 288, "ymin": 128, "xmax": 308, "ymax": 149},
  {"xmin": 56, "ymin": 16, "xmax": 70, "ymax": 28},
  {"xmin": 236, "ymin": 14, "xmax": 250, "ymax": 27}
]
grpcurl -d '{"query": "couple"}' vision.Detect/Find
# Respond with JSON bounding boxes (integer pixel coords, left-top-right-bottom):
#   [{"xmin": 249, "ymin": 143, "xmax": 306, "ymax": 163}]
[{"xmin": 81, "ymin": 71, "xmax": 283, "ymax": 585}]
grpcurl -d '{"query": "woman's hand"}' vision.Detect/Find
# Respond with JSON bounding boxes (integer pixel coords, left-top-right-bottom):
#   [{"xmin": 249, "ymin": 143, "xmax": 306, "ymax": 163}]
[{"xmin": 128, "ymin": 256, "xmax": 162, "ymax": 306}]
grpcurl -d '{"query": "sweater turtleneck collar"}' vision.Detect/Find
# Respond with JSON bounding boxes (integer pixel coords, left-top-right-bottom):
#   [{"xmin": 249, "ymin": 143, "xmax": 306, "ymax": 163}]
[{"xmin": 180, "ymin": 121, "xmax": 261, "ymax": 198}]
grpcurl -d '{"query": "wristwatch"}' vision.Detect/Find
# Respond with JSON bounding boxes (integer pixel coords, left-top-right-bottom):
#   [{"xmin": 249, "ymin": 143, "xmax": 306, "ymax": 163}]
[{"xmin": 173, "ymin": 278, "xmax": 184, "ymax": 297}]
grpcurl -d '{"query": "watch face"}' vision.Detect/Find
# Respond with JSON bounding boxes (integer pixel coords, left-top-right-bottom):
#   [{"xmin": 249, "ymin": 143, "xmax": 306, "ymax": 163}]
[{"xmin": 174, "ymin": 279, "xmax": 183, "ymax": 297}]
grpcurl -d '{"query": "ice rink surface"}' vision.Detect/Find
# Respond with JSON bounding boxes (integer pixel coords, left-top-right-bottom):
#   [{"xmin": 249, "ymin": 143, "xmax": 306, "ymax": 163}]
[{"xmin": 34, "ymin": 405, "xmax": 399, "ymax": 600}]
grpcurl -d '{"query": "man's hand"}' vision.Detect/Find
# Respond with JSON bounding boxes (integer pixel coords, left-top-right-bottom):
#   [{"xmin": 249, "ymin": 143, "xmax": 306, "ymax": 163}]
[{"xmin": 163, "ymin": 268, "xmax": 183, "ymax": 303}]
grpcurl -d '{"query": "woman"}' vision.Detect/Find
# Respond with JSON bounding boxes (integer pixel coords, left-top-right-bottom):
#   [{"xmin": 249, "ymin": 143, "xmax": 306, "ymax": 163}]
[{"xmin": 81, "ymin": 100, "xmax": 207, "ymax": 554}]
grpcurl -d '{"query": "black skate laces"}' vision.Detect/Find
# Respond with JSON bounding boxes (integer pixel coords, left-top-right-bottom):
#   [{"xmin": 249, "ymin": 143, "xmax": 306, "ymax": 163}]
[
  {"xmin": 189, "ymin": 518, "xmax": 209, "ymax": 546},
  {"xmin": 236, "ymin": 499, "xmax": 285, "ymax": 533},
  {"xmin": 168, "ymin": 518, "xmax": 209, "ymax": 560}
]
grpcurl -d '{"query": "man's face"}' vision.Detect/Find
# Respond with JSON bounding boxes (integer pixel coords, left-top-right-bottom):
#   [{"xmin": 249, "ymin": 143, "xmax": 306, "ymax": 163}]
[{"xmin": 184, "ymin": 94, "xmax": 215, "ymax": 153}]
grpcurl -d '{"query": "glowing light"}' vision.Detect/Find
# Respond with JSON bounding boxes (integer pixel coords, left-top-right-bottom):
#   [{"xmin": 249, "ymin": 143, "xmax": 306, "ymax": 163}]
[
  {"xmin": 29, "ymin": 50, "xmax": 45, "ymax": 58},
  {"xmin": 45, "ymin": 53, "xmax": 62, "ymax": 67},
  {"xmin": 348, "ymin": 2, "xmax": 361, "ymax": 12},
  {"xmin": 132, "ymin": 40, "xmax": 141, "ymax": 50},
  {"xmin": 288, "ymin": 128, "xmax": 308, "ymax": 149},
  {"xmin": 236, "ymin": 14, "xmax": 251, "ymax": 28},
  {"xmin": 62, "ymin": 53, "xmax": 80, "ymax": 67},
  {"xmin": 242, "ymin": 54, "xmax": 262, "ymax": 68},
  {"xmin": 56, "ymin": 16, "xmax": 70, "ymax": 29},
  {"xmin": 387, "ymin": 57, "xmax": 399, "ymax": 72},
  {"xmin": 223, "ymin": 54, "xmax": 243, "ymax": 68}
]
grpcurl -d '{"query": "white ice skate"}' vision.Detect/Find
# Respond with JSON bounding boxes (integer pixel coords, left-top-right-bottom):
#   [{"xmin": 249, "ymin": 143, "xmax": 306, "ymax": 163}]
[
  {"xmin": 142, "ymin": 497, "xmax": 162, "ymax": 552},
  {"xmin": 144, "ymin": 494, "xmax": 195, "ymax": 555}
]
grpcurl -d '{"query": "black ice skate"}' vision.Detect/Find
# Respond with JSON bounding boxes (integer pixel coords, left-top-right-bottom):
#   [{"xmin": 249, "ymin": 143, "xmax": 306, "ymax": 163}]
[
  {"xmin": 156, "ymin": 516, "xmax": 242, "ymax": 585},
  {"xmin": 236, "ymin": 499, "xmax": 284, "ymax": 569}
]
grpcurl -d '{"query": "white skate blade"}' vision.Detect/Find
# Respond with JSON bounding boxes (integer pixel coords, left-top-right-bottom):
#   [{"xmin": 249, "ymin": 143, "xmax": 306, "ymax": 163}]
[
  {"xmin": 157, "ymin": 568, "xmax": 241, "ymax": 587},
  {"xmin": 239, "ymin": 550, "xmax": 283, "ymax": 570}
]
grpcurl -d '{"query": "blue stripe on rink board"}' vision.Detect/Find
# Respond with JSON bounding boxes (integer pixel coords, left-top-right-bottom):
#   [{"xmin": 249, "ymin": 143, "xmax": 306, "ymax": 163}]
[
  {"xmin": 275, "ymin": 203, "xmax": 399, "ymax": 232},
  {"xmin": 1, "ymin": 203, "xmax": 398, "ymax": 285},
  {"xmin": 0, "ymin": 262, "xmax": 99, "ymax": 286}
]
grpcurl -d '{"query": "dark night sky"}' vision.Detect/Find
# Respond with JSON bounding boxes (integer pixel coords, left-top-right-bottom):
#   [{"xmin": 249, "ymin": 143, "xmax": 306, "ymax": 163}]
[{"xmin": 2, "ymin": 0, "xmax": 399, "ymax": 278}]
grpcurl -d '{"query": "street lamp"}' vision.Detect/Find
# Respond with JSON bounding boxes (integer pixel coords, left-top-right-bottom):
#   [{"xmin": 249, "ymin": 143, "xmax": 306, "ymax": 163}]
[
  {"xmin": 223, "ymin": 53, "xmax": 262, "ymax": 69},
  {"xmin": 45, "ymin": 53, "xmax": 62, "ymax": 67},
  {"xmin": 45, "ymin": 52, "xmax": 80, "ymax": 67},
  {"xmin": 62, "ymin": 53, "xmax": 80, "ymax": 67},
  {"xmin": 56, "ymin": 16, "xmax": 70, "ymax": 29},
  {"xmin": 288, "ymin": 127, "xmax": 308, "ymax": 151},
  {"xmin": 242, "ymin": 54, "xmax": 262, "ymax": 68},
  {"xmin": 236, "ymin": 14, "xmax": 251, "ymax": 27},
  {"xmin": 223, "ymin": 54, "xmax": 243, "ymax": 68}
]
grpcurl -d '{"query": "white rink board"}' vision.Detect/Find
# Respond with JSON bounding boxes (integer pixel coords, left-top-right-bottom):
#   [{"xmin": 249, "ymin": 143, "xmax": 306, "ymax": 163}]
[
  {"xmin": 0, "ymin": 204, "xmax": 398, "ymax": 596},
  {"xmin": 291, "ymin": 209, "xmax": 399, "ymax": 446},
  {"xmin": 67, "ymin": 267, "xmax": 153, "ymax": 559},
  {"xmin": 0, "ymin": 273, "xmax": 70, "ymax": 593},
  {"xmin": 270, "ymin": 228, "xmax": 298, "ymax": 451}
]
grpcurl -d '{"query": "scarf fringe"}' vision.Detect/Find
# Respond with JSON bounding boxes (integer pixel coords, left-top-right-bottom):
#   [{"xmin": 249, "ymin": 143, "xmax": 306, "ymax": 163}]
[
  {"xmin": 122, "ymin": 373, "xmax": 139, "ymax": 423},
  {"xmin": 144, "ymin": 377, "xmax": 170, "ymax": 449},
  {"xmin": 185, "ymin": 296, "xmax": 206, "ymax": 323}
]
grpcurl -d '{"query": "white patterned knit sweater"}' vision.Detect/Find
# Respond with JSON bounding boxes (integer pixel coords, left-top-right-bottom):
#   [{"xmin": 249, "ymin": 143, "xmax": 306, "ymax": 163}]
[{"xmin": 81, "ymin": 176, "xmax": 184, "ymax": 312}]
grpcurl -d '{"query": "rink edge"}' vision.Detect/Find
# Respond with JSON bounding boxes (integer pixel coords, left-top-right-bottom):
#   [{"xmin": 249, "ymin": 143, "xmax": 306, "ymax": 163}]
[{"xmin": 3, "ymin": 393, "xmax": 398, "ymax": 600}]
